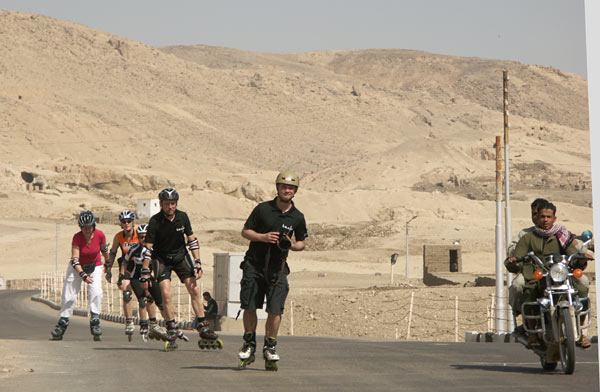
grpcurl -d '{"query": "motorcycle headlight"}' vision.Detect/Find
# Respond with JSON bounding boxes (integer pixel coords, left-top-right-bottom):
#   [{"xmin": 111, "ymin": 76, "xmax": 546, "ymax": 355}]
[{"xmin": 550, "ymin": 263, "xmax": 569, "ymax": 283}]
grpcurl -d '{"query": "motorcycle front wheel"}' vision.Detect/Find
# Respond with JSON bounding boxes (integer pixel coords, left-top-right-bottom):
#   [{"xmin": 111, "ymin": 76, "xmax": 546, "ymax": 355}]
[
  {"xmin": 558, "ymin": 306, "xmax": 576, "ymax": 374},
  {"xmin": 540, "ymin": 356, "xmax": 558, "ymax": 371}
]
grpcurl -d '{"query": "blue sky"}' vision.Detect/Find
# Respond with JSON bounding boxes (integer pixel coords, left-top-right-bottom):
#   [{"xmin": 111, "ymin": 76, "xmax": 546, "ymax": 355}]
[{"xmin": 2, "ymin": 0, "xmax": 588, "ymax": 77}]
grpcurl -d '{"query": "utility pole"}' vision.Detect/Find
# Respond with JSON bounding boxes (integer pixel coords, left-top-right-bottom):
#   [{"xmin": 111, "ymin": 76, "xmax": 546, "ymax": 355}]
[
  {"xmin": 503, "ymin": 70, "xmax": 514, "ymax": 331},
  {"xmin": 405, "ymin": 215, "xmax": 417, "ymax": 278},
  {"xmin": 495, "ymin": 136, "xmax": 506, "ymax": 333}
]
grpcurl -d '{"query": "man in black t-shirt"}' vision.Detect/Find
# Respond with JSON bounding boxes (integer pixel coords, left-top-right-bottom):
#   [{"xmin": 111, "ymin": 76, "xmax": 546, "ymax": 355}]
[
  {"xmin": 237, "ymin": 171, "xmax": 308, "ymax": 371},
  {"xmin": 142, "ymin": 188, "xmax": 222, "ymax": 350}
]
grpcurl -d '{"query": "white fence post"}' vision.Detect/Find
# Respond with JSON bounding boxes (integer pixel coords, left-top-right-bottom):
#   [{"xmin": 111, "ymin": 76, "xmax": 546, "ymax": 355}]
[
  {"xmin": 177, "ymin": 280, "xmax": 181, "ymax": 321},
  {"xmin": 290, "ymin": 300, "xmax": 294, "ymax": 336},
  {"xmin": 455, "ymin": 296, "xmax": 459, "ymax": 342},
  {"xmin": 407, "ymin": 291, "xmax": 415, "ymax": 340}
]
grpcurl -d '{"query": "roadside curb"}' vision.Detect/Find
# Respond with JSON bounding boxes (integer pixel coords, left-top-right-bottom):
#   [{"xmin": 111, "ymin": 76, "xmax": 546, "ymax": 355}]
[
  {"xmin": 465, "ymin": 331, "xmax": 598, "ymax": 344},
  {"xmin": 31, "ymin": 296, "xmax": 193, "ymax": 329}
]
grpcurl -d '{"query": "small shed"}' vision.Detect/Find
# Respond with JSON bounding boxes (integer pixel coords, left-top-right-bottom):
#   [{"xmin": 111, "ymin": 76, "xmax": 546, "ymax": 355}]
[
  {"xmin": 136, "ymin": 199, "xmax": 159, "ymax": 219},
  {"xmin": 423, "ymin": 244, "xmax": 462, "ymax": 274}
]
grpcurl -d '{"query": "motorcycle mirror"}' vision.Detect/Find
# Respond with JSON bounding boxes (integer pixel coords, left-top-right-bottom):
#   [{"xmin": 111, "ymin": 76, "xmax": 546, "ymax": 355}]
[{"xmin": 391, "ymin": 253, "xmax": 398, "ymax": 265}]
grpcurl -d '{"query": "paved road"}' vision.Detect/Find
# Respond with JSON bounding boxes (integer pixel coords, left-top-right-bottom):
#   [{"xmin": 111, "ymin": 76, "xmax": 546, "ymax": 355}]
[{"xmin": 0, "ymin": 290, "xmax": 598, "ymax": 391}]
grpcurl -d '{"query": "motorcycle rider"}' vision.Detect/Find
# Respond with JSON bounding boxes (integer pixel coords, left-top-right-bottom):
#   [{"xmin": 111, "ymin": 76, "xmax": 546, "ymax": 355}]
[
  {"xmin": 506, "ymin": 200, "xmax": 592, "ymax": 352},
  {"xmin": 505, "ymin": 198, "xmax": 547, "ymax": 330}
]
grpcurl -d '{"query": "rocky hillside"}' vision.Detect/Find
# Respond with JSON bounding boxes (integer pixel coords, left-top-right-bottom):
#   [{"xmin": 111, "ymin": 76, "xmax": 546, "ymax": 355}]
[{"xmin": 0, "ymin": 11, "xmax": 591, "ymax": 237}]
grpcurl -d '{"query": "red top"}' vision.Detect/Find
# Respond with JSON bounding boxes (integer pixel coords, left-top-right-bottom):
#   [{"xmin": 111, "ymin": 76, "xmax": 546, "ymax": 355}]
[{"xmin": 72, "ymin": 230, "xmax": 106, "ymax": 266}]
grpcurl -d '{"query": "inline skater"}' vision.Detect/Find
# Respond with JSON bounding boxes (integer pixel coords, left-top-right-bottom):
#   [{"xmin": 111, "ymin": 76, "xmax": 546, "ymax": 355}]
[
  {"xmin": 51, "ymin": 211, "xmax": 109, "ymax": 341},
  {"xmin": 105, "ymin": 210, "xmax": 138, "ymax": 339},
  {"xmin": 121, "ymin": 224, "xmax": 167, "ymax": 342},
  {"xmin": 141, "ymin": 188, "xmax": 222, "ymax": 351},
  {"xmin": 238, "ymin": 172, "xmax": 308, "ymax": 371}
]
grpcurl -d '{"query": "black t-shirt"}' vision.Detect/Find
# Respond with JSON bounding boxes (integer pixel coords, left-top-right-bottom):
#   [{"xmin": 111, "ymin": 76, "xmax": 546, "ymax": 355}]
[
  {"xmin": 205, "ymin": 298, "xmax": 218, "ymax": 318},
  {"xmin": 243, "ymin": 198, "xmax": 308, "ymax": 268},
  {"xmin": 146, "ymin": 210, "xmax": 193, "ymax": 258},
  {"xmin": 124, "ymin": 242, "xmax": 146, "ymax": 266}
]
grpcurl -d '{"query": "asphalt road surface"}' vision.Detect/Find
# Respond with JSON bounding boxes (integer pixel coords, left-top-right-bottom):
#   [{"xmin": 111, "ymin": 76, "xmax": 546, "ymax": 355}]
[{"xmin": 1, "ymin": 290, "xmax": 598, "ymax": 392}]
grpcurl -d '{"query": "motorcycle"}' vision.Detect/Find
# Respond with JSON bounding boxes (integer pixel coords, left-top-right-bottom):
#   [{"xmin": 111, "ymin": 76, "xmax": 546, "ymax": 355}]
[{"xmin": 511, "ymin": 231, "xmax": 593, "ymax": 374}]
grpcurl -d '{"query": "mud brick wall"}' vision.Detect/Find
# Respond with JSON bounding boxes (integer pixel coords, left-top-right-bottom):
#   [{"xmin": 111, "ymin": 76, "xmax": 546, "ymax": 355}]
[{"xmin": 423, "ymin": 245, "xmax": 462, "ymax": 274}]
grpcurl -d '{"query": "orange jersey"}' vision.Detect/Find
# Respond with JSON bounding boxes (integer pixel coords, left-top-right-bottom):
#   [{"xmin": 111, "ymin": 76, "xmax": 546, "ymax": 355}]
[{"xmin": 116, "ymin": 230, "xmax": 139, "ymax": 256}]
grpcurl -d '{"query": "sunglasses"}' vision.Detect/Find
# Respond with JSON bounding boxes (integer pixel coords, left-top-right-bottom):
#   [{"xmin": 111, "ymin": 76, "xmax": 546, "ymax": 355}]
[{"xmin": 121, "ymin": 220, "xmax": 133, "ymax": 224}]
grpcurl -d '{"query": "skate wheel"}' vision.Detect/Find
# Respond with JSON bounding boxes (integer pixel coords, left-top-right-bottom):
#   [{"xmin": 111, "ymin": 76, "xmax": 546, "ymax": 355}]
[
  {"xmin": 128, "ymin": 334, "xmax": 132, "ymax": 342},
  {"xmin": 217, "ymin": 339, "xmax": 224, "ymax": 349},
  {"xmin": 238, "ymin": 355, "xmax": 255, "ymax": 370},
  {"xmin": 198, "ymin": 340, "xmax": 206, "ymax": 350},
  {"xmin": 142, "ymin": 335, "xmax": 148, "ymax": 343},
  {"xmin": 93, "ymin": 335, "xmax": 102, "ymax": 342},
  {"xmin": 164, "ymin": 341, "xmax": 178, "ymax": 352},
  {"xmin": 265, "ymin": 360, "xmax": 278, "ymax": 371}
]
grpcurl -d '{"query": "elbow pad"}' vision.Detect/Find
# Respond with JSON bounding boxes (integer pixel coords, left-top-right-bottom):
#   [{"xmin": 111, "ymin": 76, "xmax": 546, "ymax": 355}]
[
  {"xmin": 187, "ymin": 239, "xmax": 199, "ymax": 251},
  {"xmin": 70, "ymin": 257, "xmax": 80, "ymax": 268}
]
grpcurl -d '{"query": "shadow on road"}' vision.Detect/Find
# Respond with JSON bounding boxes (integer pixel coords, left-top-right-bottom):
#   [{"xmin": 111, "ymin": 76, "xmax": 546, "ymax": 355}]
[
  {"xmin": 452, "ymin": 364, "xmax": 556, "ymax": 375},
  {"xmin": 93, "ymin": 347, "xmax": 165, "ymax": 352},
  {"xmin": 181, "ymin": 365, "xmax": 250, "ymax": 371}
]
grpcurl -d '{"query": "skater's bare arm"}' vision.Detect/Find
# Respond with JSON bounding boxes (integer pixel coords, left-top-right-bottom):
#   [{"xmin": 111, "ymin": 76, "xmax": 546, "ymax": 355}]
[
  {"xmin": 290, "ymin": 240, "xmax": 305, "ymax": 252},
  {"xmin": 71, "ymin": 245, "xmax": 93, "ymax": 284},
  {"xmin": 140, "ymin": 242, "xmax": 153, "ymax": 290},
  {"xmin": 242, "ymin": 228, "xmax": 278, "ymax": 244},
  {"xmin": 187, "ymin": 234, "xmax": 203, "ymax": 278},
  {"xmin": 105, "ymin": 234, "xmax": 120, "ymax": 269}
]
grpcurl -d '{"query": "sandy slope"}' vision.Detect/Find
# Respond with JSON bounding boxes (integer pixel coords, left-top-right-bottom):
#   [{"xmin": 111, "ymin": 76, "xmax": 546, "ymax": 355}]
[{"xmin": 0, "ymin": 11, "xmax": 594, "ymax": 339}]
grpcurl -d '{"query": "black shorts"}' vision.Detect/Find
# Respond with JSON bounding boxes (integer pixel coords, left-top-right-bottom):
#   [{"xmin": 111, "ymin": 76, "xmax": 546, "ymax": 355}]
[
  {"xmin": 154, "ymin": 253, "xmax": 195, "ymax": 283},
  {"xmin": 130, "ymin": 277, "xmax": 163, "ymax": 307},
  {"xmin": 240, "ymin": 260, "xmax": 290, "ymax": 315}
]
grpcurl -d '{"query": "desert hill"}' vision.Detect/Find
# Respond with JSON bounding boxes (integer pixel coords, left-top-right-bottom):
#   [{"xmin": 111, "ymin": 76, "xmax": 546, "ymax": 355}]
[{"xmin": 0, "ymin": 10, "xmax": 593, "ymax": 280}]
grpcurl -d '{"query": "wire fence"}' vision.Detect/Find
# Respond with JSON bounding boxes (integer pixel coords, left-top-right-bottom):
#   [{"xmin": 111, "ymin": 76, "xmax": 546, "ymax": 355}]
[
  {"xmin": 39, "ymin": 270, "xmax": 598, "ymax": 342},
  {"xmin": 282, "ymin": 288, "xmax": 597, "ymax": 342},
  {"xmin": 40, "ymin": 270, "xmax": 202, "ymax": 325}
]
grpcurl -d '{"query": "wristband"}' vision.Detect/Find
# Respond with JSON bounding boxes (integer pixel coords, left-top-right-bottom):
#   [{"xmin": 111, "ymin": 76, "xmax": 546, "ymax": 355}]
[
  {"xmin": 139, "ymin": 276, "xmax": 148, "ymax": 283},
  {"xmin": 140, "ymin": 268, "xmax": 151, "ymax": 275},
  {"xmin": 79, "ymin": 271, "xmax": 89, "ymax": 280}
]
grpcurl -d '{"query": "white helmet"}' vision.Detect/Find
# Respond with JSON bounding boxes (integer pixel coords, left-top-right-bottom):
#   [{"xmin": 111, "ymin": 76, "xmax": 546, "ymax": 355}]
[
  {"xmin": 118, "ymin": 210, "xmax": 135, "ymax": 222},
  {"xmin": 136, "ymin": 224, "xmax": 148, "ymax": 235}
]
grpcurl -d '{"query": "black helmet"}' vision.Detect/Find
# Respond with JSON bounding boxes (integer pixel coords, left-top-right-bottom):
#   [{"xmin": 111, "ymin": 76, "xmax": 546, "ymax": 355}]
[
  {"xmin": 78, "ymin": 210, "xmax": 96, "ymax": 227},
  {"xmin": 158, "ymin": 188, "xmax": 179, "ymax": 201}
]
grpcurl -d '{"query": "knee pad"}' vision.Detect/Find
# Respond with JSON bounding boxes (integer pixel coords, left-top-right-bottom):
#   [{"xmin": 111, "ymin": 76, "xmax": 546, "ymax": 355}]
[
  {"xmin": 139, "ymin": 297, "xmax": 146, "ymax": 308},
  {"xmin": 123, "ymin": 290, "xmax": 132, "ymax": 303},
  {"xmin": 146, "ymin": 295, "xmax": 155, "ymax": 305}
]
